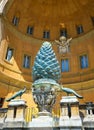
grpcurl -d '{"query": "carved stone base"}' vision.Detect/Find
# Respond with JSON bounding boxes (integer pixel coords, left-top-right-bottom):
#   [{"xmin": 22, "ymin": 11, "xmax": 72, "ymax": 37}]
[
  {"xmin": 59, "ymin": 96, "xmax": 82, "ymax": 129},
  {"xmin": 83, "ymin": 115, "xmax": 94, "ymax": 128},
  {"xmin": 4, "ymin": 99, "xmax": 26, "ymax": 128},
  {"xmin": 4, "ymin": 121, "xmax": 24, "ymax": 128},
  {"xmin": 59, "ymin": 116, "xmax": 82, "ymax": 128},
  {"xmin": 28, "ymin": 111, "xmax": 54, "ymax": 127},
  {"xmin": 32, "ymin": 81, "xmax": 57, "ymax": 113}
]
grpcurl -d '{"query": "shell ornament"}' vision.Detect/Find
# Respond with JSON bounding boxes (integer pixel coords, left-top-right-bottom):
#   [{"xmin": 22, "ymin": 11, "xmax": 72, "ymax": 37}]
[{"xmin": 32, "ymin": 42, "xmax": 61, "ymax": 83}]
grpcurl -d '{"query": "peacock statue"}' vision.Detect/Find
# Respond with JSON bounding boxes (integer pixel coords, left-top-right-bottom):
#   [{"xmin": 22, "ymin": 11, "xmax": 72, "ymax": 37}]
[
  {"xmin": 60, "ymin": 86, "xmax": 83, "ymax": 99},
  {"xmin": 6, "ymin": 87, "xmax": 26, "ymax": 102}
]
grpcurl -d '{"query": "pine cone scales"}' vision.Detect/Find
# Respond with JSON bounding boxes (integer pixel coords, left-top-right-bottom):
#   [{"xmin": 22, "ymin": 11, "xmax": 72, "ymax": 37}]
[{"xmin": 32, "ymin": 42, "xmax": 61, "ymax": 82}]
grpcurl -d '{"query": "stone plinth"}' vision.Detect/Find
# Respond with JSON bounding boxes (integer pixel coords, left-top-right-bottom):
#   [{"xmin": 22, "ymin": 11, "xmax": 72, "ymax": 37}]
[
  {"xmin": 28, "ymin": 111, "xmax": 54, "ymax": 128},
  {"xmin": 59, "ymin": 96, "xmax": 82, "ymax": 130},
  {"xmin": 4, "ymin": 99, "xmax": 26, "ymax": 128},
  {"xmin": 0, "ymin": 109, "xmax": 7, "ymax": 130},
  {"xmin": 0, "ymin": 115, "xmax": 6, "ymax": 129},
  {"xmin": 83, "ymin": 102, "xmax": 94, "ymax": 129},
  {"xmin": 83, "ymin": 115, "xmax": 94, "ymax": 129}
]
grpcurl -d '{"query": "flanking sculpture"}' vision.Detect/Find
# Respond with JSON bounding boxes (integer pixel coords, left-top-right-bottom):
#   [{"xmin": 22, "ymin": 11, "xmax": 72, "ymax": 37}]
[
  {"xmin": 6, "ymin": 87, "xmax": 26, "ymax": 102},
  {"xmin": 5, "ymin": 87, "xmax": 27, "ymax": 128},
  {"xmin": 60, "ymin": 86, "xmax": 83, "ymax": 99}
]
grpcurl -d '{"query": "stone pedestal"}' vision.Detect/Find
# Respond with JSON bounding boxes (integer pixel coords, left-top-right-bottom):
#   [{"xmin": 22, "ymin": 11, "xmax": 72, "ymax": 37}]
[
  {"xmin": 83, "ymin": 102, "xmax": 94, "ymax": 129},
  {"xmin": 83, "ymin": 115, "xmax": 94, "ymax": 129},
  {"xmin": 59, "ymin": 96, "xmax": 82, "ymax": 130},
  {"xmin": 0, "ymin": 108, "xmax": 7, "ymax": 130},
  {"xmin": 28, "ymin": 111, "xmax": 54, "ymax": 128},
  {"xmin": 4, "ymin": 99, "xmax": 26, "ymax": 128}
]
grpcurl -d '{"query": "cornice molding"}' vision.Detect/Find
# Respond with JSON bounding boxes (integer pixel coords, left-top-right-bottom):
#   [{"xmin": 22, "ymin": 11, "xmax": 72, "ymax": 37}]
[{"xmin": 62, "ymin": 69, "xmax": 94, "ymax": 78}]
